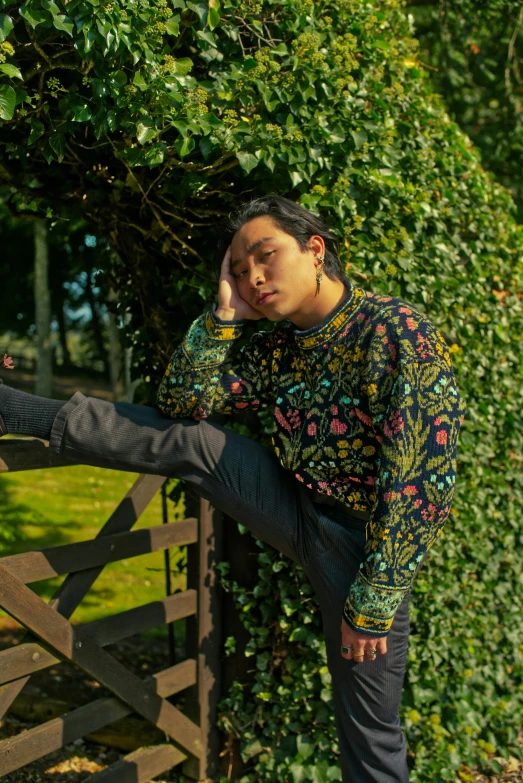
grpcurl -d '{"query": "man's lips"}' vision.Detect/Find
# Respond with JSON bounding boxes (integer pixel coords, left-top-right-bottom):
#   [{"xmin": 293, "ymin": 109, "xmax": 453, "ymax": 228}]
[{"xmin": 255, "ymin": 292, "xmax": 275, "ymax": 306}]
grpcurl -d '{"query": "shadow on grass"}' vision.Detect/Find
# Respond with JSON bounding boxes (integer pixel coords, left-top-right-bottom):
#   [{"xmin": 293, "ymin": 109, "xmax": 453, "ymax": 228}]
[
  {"xmin": 0, "ymin": 474, "xmax": 70, "ymax": 555},
  {"xmin": 0, "ymin": 476, "xmax": 120, "ymax": 618}
]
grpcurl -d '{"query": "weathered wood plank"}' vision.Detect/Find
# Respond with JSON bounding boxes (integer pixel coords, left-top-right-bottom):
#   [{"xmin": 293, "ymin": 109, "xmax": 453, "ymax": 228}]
[
  {"xmin": 81, "ymin": 590, "xmax": 197, "ymax": 648},
  {"xmin": 0, "ymin": 473, "xmax": 167, "ymax": 720},
  {"xmin": 0, "ymin": 565, "xmax": 202, "ymax": 758},
  {"xmin": 0, "ymin": 661, "xmax": 196, "ymax": 775},
  {"xmin": 88, "ymin": 745, "xmax": 186, "ymax": 783},
  {"xmin": 0, "ymin": 594, "xmax": 197, "ymax": 686},
  {"xmin": 154, "ymin": 659, "xmax": 197, "ymax": 698},
  {"xmin": 0, "ymin": 518, "xmax": 198, "ymax": 584},
  {"xmin": 0, "ymin": 438, "xmax": 75, "ymax": 472},
  {"xmin": 184, "ymin": 494, "xmax": 223, "ymax": 782}
]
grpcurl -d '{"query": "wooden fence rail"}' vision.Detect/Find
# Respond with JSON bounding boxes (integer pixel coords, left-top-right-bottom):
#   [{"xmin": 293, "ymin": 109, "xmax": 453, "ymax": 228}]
[{"xmin": 0, "ymin": 438, "xmax": 223, "ymax": 783}]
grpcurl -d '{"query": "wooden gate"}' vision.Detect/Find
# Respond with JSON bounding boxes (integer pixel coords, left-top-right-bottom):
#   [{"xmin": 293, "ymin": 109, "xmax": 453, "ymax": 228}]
[{"xmin": 0, "ymin": 438, "xmax": 223, "ymax": 782}]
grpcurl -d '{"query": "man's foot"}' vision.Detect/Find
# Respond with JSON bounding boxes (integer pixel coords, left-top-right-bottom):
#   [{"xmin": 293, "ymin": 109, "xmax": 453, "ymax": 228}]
[{"xmin": 0, "ymin": 381, "xmax": 65, "ymax": 440}]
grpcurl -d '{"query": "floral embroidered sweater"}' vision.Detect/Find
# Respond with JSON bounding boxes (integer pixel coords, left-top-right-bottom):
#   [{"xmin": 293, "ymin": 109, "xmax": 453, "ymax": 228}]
[{"xmin": 157, "ymin": 283, "xmax": 466, "ymax": 636}]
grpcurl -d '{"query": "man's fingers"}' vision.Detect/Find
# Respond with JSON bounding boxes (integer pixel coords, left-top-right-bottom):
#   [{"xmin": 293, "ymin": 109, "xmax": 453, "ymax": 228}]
[
  {"xmin": 377, "ymin": 638, "xmax": 388, "ymax": 656},
  {"xmin": 353, "ymin": 644, "xmax": 366, "ymax": 664},
  {"xmin": 220, "ymin": 246, "xmax": 232, "ymax": 277}
]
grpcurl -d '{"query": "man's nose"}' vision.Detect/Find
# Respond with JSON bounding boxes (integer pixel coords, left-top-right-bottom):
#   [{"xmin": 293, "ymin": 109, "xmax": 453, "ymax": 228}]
[{"xmin": 249, "ymin": 268, "xmax": 264, "ymax": 287}]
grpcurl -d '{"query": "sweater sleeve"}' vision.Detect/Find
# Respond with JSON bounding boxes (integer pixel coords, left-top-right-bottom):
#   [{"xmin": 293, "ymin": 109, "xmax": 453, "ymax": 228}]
[
  {"xmin": 156, "ymin": 307, "xmax": 275, "ymax": 419},
  {"xmin": 343, "ymin": 357, "xmax": 467, "ymax": 636}
]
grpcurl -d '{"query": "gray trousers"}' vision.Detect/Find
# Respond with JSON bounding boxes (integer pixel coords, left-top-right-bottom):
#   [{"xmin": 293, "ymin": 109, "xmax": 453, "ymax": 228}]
[{"xmin": 50, "ymin": 393, "xmax": 411, "ymax": 783}]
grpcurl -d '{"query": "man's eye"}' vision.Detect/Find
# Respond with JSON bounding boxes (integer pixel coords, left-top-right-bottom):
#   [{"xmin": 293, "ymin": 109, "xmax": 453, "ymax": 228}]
[
  {"xmin": 235, "ymin": 269, "xmax": 247, "ymax": 279},
  {"xmin": 263, "ymin": 250, "xmax": 275, "ymax": 259}
]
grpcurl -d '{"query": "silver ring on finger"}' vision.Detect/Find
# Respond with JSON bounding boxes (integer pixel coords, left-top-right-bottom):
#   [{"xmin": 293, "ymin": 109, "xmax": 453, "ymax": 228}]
[{"xmin": 341, "ymin": 645, "xmax": 353, "ymax": 655}]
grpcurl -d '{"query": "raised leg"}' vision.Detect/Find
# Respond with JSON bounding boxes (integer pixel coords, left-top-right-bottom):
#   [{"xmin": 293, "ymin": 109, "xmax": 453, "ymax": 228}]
[{"xmin": 50, "ymin": 392, "xmax": 316, "ymax": 564}]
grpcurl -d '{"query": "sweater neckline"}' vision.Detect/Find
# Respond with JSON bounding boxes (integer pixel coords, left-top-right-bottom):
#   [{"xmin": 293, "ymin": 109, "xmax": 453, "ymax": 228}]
[{"xmin": 293, "ymin": 283, "xmax": 366, "ymax": 349}]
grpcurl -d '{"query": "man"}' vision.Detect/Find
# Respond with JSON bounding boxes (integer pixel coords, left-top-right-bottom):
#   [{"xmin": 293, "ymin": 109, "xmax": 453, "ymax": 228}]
[{"xmin": 0, "ymin": 195, "xmax": 466, "ymax": 781}]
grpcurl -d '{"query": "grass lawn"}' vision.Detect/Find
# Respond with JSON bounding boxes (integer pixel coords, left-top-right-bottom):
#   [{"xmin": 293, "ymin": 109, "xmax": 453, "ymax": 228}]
[{"xmin": 0, "ymin": 458, "xmax": 187, "ymax": 634}]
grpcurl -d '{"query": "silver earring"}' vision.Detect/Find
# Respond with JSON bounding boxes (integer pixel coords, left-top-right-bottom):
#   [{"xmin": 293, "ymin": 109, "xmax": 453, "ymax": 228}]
[{"xmin": 316, "ymin": 257, "xmax": 325, "ymax": 294}]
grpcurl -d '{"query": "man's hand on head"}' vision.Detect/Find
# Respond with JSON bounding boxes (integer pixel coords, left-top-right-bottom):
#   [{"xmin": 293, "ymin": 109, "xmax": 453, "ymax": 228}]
[{"xmin": 216, "ymin": 246, "xmax": 265, "ymax": 322}]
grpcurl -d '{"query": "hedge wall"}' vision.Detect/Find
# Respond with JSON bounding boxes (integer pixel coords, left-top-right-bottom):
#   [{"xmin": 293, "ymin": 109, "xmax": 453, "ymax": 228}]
[{"xmin": 0, "ymin": 0, "xmax": 522, "ymax": 780}]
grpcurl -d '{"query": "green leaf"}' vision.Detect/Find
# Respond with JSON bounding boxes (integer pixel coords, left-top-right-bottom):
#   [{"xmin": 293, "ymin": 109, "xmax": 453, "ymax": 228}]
[
  {"xmin": 237, "ymin": 151, "xmax": 259, "ymax": 173},
  {"xmin": 49, "ymin": 133, "xmax": 66, "ymax": 162},
  {"xmin": 241, "ymin": 739, "xmax": 263, "ymax": 760},
  {"xmin": 296, "ymin": 735, "xmax": 315, "ymax": 761},
  {"xmin": 41, "ymin": 0, "xmax": 61, "ymax": 15},
  {"xmin": 350, "ymin": 129, "xmax": 368, "ymax": 149},
  {"xmin": 111, "ymin": 70, "xmax": 128, "ymax": 86},
  {"xmin": 207, "ymin": 7, "xmax": 220, "ymax": 30},
  {"xmin": 71, "ymin": 101, "xmax": 92, "ymax": 122},
  {"xmin": 106, "ymin": 110, "xmax": 117, "ymax": 132},
  {"xmin": 0, "ymin": 14, "xmax": 14, "ymax": 42},
  {"xmin": 145, "ymin": 143, "xmax": 166, "ymax": 167},
  {"xmin": 175, "ymin": 135, "xmax": 195, "ymax": 158},
  {"xmin": 289, "ymin": 763, "xmax": 307, "ymax": 783},
  {"xmin": 52, "ymin": 14, "xmax": 74, "ymax": 36},
  {"xmin": 133, "ymin": 72, "xmax": 148, "ymax": 90},
  {"xmin": 171, "ymin": 57, "xmax": 193, "ymax": 76},
  {"xmin": 28, "ymin": 118, "xmax": 45, "ymax": 144},
  {"xmin": 172, "ymin": 119, "xmax": 189, "ymax": 138},
  {"xmin": 165, "ymin": 16, "xmax": 179, "ymax": 35},
  {"xmin": 0, "ymin": 84, "xmax": 16, "ymax": 121},
  {"xmin": 186, "ymin": 1, "xmax": 207, "ymax": 25},
  {"xmin": 19, "ymin": 6, "xmax": 48, "ymax": 27},
  {"xmin": 0, "ymin": 64, "xmax": 23, "ymax": 80},
  {"xmin": 136, "ymin": 122, "xmax": 159, "ymax": 145}
]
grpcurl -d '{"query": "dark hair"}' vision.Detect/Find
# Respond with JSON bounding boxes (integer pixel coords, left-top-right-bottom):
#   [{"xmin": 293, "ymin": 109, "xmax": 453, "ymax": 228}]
[{"xmin": 222, "ymin": 195, "xmax": 350, "ymax": 284}]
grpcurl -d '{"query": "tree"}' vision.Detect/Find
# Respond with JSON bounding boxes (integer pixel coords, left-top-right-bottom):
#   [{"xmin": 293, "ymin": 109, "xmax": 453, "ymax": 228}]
[
  {"xmin": 33, "ymin": 217, "xmax": 52, "ymax": 395},
  {"xmin": 411, "ymin": 0, "xmax": 523, "ymax": 217}
]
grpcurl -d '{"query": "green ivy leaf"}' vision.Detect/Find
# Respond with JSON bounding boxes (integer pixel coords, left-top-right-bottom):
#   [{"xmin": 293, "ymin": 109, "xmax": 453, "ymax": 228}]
[
  {"xmin": 0, "ymin": 64, "xmax": 23, "ymax": 80},
  {"xmin": 136, "ymin": 122, "xmax": 159, "ymax": 144},
  {"xmin": 237, "ymin": 151, "xmax": 259, "ymax": 173},
  {"xmin": 0, "ymin": 84, "xmax": 16, "ymax": 121},
  {"xmin": 133, "ymin": 72, "xmax": 148, "ymax": 90},
  {"xmin": 52, "ymin": 14, "xmax": 74, "ymax": 36},
  {"xmin": 171, "ymin": 57, "xmax": 193, "ymax": 76},
  {"xmin": 175, "ymin": 135, "xmax": 195, "ymax": 158},
  {"xmin": 165, "ymin": 16, "xmax": 179, "ymax": 35},
  {"xmin": 0, "ymin": 14, "xmax": 14, "ymax": 42},
  {"xmin": 71, "ymin": 101, "xmax": 92, "ymax": 123},
  {"xmin": 350, "ymin": 129, "xmax": 368, "ymax": 149},
  {"xmin": 207, "ymin": 7, "xmax": 220, "ymax": 30},
  {"xmin": 19, "ymin": 5, "xmax": 48, "ymax": 27},
  {"xmin": 49, "ymin": 133, "xmax": 66, "ymax": 162},
  {"xmin": 28, "ymin": 118, "xmax": 45, "ymax": 144},
  {"xmin": 145, "ymin": 143, "xmax": 166, "ymax": 167},
  {"xmin": 296, "ymin": 735, "xmax": 315, "ymax": 761}
]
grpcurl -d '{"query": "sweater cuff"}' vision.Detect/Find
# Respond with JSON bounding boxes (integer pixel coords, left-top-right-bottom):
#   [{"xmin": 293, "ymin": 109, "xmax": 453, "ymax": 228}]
[
  {"xmin": 343, "ymin": 572, "xmax": 408, "ymax": 637},
  {"xmin": 207, "ymin": 304, "xmax": 245, "ymax": 340}
]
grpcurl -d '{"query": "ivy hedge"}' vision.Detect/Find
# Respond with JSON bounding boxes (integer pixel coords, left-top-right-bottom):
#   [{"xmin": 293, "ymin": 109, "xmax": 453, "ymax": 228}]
[{"xmin": 0, "ymin": 0, "xmax": 522, "ymax": 780}]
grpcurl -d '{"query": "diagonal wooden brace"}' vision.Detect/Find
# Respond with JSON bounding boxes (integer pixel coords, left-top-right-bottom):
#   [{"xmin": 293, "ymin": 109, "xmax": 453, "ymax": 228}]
[
  {"xmin": 0, "ymin": 565, "xmax": 202, "ymax": 759},
  {"xmin": 0, "ymin": 473, "xmax": 166, "ymax": 721}
]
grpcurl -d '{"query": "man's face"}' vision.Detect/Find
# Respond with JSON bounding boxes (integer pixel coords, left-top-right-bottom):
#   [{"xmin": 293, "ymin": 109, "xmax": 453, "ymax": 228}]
[{"xmin": 229, "ymin": 215, "xmax": 320, "ymax": 322}]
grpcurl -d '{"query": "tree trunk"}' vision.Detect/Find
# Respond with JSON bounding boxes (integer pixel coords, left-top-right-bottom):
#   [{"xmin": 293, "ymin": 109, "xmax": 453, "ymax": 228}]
[
  {"xmin": 107, "ymin": 304, "xmax": 124, "ymax": 401},
  {"xmin": 85, "ymin": 269, "xmax": 109, "ymax": 378},
  {"xmin": 33, "ymin": 220, "xmax": 52, "ymax": 397},
  {"xmin": 56, "ymin": 296, "xmax": 73, "ymax": 371}
]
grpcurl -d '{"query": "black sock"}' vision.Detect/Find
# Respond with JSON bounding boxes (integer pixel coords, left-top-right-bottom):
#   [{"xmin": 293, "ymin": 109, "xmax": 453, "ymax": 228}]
[{"xmin": 0, "ymin": 384, "xmax": 65, "ymax": 440}]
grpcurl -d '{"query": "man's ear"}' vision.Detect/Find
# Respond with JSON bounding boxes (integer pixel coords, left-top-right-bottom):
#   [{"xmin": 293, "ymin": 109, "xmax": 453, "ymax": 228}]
[{"xmin": 308, "ymin": 234, "xmax": 325, "ymax": 260}]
